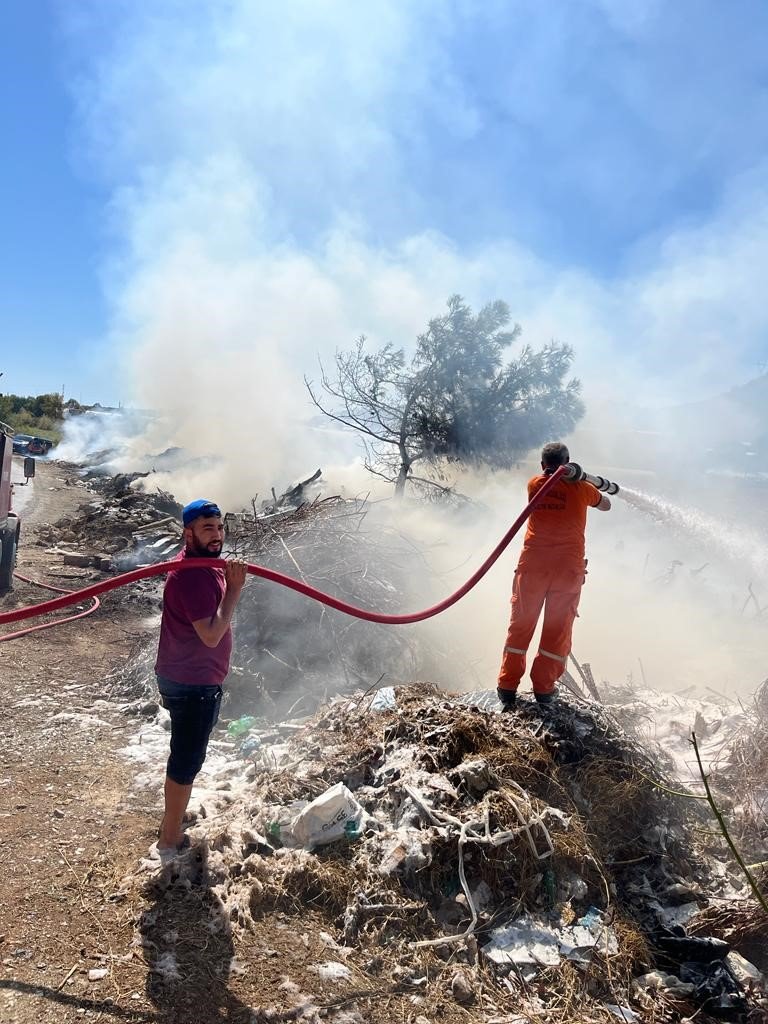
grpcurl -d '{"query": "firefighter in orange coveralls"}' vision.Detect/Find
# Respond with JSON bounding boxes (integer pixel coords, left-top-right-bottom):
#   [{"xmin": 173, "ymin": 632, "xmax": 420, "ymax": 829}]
[{"xmin": 497, "ymin": 442, "xmax": 611, "ymax": 708}]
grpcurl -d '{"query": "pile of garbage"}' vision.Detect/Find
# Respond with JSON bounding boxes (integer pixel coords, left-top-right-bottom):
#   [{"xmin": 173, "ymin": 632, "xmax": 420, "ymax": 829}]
[
  {"xmin": 35, "ymin": 466, "xmax": 326, "ymax": 574},
  {"xmin": 36, "ymin": 473, "xmax": 182, "ymax": 570},
  {"xmin": 118, "ymin": 684, "xmax": 768, "ymax": 1022}
]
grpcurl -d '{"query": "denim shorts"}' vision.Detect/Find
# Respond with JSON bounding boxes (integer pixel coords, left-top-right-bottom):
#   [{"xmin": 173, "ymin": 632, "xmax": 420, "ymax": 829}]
[{"xmin": 157, "ymin": 677, "xmax": 222, "ymax": 785}]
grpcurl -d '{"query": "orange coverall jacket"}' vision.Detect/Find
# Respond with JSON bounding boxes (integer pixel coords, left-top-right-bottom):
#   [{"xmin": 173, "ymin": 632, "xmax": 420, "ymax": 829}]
[{"xmin": 498, "ymin": 473, "xmax": 602, "ymax": 695}]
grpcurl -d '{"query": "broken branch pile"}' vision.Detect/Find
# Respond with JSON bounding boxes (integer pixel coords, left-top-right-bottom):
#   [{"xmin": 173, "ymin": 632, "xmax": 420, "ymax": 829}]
[
  {"xmin": 109, "ymin": 494, "xmax": 444, "ymax": 717},
  {"xmin": 710, "ymin": 677, "xmax": 768, "ymax": 861},
  {"xmin": 224, "ymin": 496, "xmax": 439, "ymax": 719}
]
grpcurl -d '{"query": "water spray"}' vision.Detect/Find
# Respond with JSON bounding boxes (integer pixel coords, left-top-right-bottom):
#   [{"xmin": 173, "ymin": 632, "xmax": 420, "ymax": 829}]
[{"xmin": 562, "ymin": 462, "xmax": 620, "ymax": 495}]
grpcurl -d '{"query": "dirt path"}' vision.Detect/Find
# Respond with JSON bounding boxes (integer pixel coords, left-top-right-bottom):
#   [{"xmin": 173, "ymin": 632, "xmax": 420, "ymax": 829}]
[{"xmin": 1, "ymin": 460, "xmax": 163, "ymax": 1023}]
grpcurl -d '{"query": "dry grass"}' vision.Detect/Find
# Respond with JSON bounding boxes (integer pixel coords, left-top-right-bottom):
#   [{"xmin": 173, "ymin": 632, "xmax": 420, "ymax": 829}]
[
  {"xmin": 710, "ymin": 678, "xmax": 768, "ymax": 859},
  {"xmin": 247, "ymin": 850, "xmax": 368, "ymax": 919},
  {"xmin": 688, "ymin": 900, "xmax": 768, "ymax": 946}
]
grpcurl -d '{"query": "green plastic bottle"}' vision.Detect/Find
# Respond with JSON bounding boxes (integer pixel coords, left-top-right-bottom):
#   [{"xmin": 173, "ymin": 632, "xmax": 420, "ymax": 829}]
[
  {"xmin": 227, "ymin": 715, "xmax": 257, "ymax": 738},
  {"xmin": 543, "ymin": 866, "xmax": 557, "ymax": 908}
]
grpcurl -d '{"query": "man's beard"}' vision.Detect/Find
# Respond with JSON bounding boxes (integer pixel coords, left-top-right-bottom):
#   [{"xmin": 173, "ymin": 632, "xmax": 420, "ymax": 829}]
[{"xmin": 187, "ymin": 541, "xmax": 222, "ymax": 559}]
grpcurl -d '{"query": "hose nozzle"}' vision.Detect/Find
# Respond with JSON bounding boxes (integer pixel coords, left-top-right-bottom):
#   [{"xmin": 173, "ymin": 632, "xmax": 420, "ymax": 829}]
[{"xmin": 563, "ymin": 462, "xmax": 620, "ymax": 495}]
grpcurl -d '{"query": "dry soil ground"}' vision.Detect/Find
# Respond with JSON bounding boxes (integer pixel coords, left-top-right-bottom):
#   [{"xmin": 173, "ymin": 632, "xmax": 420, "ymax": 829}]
[
  {"xmin": 0, "ymin": 460, "xmax": 165, "ymax": 1023},
  {"xmin": 0, "ymin": 461, "xmax": 473, "ymax": 1024}
]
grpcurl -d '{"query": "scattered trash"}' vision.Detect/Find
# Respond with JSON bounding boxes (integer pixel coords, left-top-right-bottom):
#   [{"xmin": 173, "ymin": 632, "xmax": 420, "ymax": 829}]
[
  {"xmin": 483, "ymin": 908, "xmax": 618, "ymax": 970},
  {"xmin": 483, "ymin": 916, "xmax": 562, "ymax": 967},
  {"xmin": 368, "ymin": 686, "xmax": 397, "ymax": 711},
  {"xmin": 679, "ymin": 960, "xmax": 747, "ymax": 1019},
  {"xmin": 604, "ymin": 1004, "xmax": 640, "ymax": 1022},
  {"xmin": 239, "ymin": 735, "xmax": 262, "ymax": 757},
  {"xmin": 634, "ymin": 970, "xmax": 696, "ymax": 999},
  {"xmin": 311, "ymin": 961, "xmax": 353, "ymax": 982},
  {"xmin": 288, "ymin": 782, "xmax": 368, "ymax": 850},
  {"xmin": 657, "ymin": 932, "xmax": 730, "ymax": 963},
  {"xmin": 227, "ymin": 715, "xmax": 257, "ymax": 738},
  {"xmin": 111, "ymin": 670, "xmax": 768, "ymax": 1023},
  {"xmin": 726, "ymin": 951, "xmax": 766, "ymax": 992}
]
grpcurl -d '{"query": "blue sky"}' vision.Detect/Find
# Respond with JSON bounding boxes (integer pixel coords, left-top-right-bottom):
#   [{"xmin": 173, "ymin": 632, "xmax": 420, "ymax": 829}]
[
  {"xmin": 0, "ymin": 1, "xmax": 108, "ymax": 401},
  {"xmin": 2, "ymin": 0, "xmax": 768, "ymax": 410}
]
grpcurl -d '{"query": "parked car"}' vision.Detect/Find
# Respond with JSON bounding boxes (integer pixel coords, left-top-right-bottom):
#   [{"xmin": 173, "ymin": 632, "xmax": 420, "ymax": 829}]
[
  {"xmin": 27, "ymin": 437, "xmax": 54, "ymax": 455},
  {"xmin": 12, "ymin": 434, "xmax": 33, "ymax": 455}
]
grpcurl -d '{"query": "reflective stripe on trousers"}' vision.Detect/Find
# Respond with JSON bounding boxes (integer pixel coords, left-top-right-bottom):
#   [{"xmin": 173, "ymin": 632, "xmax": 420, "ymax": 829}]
[
  {"xmin": 538, "ymin": 648, "xmax": 567, "ymax": 664},
  {"xmin": 498, "ymin": 566, "xmax": 583, "ymax": 695}
]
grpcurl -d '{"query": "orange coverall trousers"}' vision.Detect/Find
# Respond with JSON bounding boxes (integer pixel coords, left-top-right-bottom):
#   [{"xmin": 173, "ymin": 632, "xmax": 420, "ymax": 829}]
[{"xmin": 497, "ymin": 566, "xmax": 584, "ymax": 696}]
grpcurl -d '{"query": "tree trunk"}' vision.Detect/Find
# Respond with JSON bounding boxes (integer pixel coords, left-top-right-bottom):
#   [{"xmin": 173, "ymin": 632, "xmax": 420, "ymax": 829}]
[
  {"xmin": 394, "ymin": 390, "xmax": 416, "ymax": 499},
  {"xmin": 394, "ymin": 459, "xmax": 410, "ymax": 498}
]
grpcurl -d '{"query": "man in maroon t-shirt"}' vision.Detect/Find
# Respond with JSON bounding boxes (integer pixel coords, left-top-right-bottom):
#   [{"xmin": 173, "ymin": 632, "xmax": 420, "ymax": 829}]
[{"xmin": 154, "ymin": 498, "xmax": 247, "ymax": 859}]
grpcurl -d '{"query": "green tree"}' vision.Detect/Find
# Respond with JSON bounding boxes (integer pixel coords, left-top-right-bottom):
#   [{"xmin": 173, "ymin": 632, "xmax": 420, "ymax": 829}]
[
  {"xmin": 0, "ymin": 392, "xmax": 64, "ymax": 440},
  {"xmin": 306, "ymin": 295, "xmax": 585, "ymax": 496},
  {"xmin": 35, "ymin": 393, "xmax": 63, "ymax": 420}
]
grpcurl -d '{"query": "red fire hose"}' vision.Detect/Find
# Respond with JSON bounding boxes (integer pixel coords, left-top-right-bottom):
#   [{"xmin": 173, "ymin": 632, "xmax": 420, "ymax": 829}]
[
  {"xmin": 0, "ymin": 467, "xmax": 566, "ymax": 638},
  {"xmin": 0, "ymin": 573, "xmax": 101, "ymax": 642}
]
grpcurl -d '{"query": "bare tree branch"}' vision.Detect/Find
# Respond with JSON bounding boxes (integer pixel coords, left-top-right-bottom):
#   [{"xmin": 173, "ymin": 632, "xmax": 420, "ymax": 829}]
[{"xmin": 305, "ymin": 295, "xmax": 584, "ymax": 497}]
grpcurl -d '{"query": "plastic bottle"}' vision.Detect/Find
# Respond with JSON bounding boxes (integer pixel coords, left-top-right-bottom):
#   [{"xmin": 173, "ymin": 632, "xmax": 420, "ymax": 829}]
[
  {"xmin": 542, "ymin": 866, "xmax": 557, "ymax": 908},
  {"xmin": 265, "ymin": 820, "xmax": 293, "ymax": 846},
  {"xmin": 226, "ymin": 715, "xmax": 257, "ymax": 738},
  {"xmin": 240, "ymin": 735, "xmax": 262, "ymax": 757}
]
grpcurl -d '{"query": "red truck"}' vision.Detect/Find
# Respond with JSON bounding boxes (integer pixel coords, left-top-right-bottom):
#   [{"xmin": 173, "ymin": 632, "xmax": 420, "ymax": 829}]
[{"xmin": 0, "ymin": 421, "xmax": 34, "ymax": 591}]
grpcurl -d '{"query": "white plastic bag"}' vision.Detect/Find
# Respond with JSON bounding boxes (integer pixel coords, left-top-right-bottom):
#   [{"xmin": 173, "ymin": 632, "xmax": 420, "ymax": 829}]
[{"xmin": 290, "ymin": 782, "xmax": 365, "ymax": 849}]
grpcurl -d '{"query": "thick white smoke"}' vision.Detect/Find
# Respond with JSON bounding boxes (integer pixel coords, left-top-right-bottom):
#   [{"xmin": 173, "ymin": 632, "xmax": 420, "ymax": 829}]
[
  {"xmin": 62, "ymin": 1, "xmax": 768, "ymax": 500},
  {"xmin": 58, "ymin": 1, "xmax": 768, "ymax": 694}
]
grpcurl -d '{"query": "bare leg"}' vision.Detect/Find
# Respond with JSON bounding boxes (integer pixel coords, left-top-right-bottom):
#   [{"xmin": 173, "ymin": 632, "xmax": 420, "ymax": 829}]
[{"xmin": 159, "ymin": 777, "xmax": 193, "ymax": 849}]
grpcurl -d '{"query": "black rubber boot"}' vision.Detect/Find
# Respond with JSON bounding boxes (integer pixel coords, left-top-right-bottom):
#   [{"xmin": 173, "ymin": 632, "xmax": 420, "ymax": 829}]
[
  {"xmin": 535, "ymin": 691, "xmax": 556, "ymax": 706},
  {"xmin": 497, "ymin": 687, "xmax": 517, "ymax": 711}
]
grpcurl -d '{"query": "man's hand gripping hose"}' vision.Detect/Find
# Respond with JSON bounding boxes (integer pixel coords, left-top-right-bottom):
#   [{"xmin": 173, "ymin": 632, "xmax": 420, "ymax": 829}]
[{"xmin": 0, "ymin": 467, "xmax": 567, "ymax": 640}]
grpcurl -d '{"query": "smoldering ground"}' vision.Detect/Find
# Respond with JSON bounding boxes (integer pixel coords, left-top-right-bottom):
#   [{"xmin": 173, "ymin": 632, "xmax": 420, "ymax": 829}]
[{"xmin": 60, "ymin": 408, "xmax": 768, "ymax": 704}]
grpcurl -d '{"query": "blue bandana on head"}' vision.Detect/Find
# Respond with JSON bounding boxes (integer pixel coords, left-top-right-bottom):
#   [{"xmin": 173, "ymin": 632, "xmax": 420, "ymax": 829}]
[{"xmin": 182, "ymin": 499, "xmax": 222, "ymax": 527}]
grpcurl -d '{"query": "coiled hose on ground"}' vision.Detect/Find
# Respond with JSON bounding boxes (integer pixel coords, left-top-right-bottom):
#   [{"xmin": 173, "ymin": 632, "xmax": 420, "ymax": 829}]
[{"xmin": 1, "ymin": 572, "xmax": 101, "ymax": 642}]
